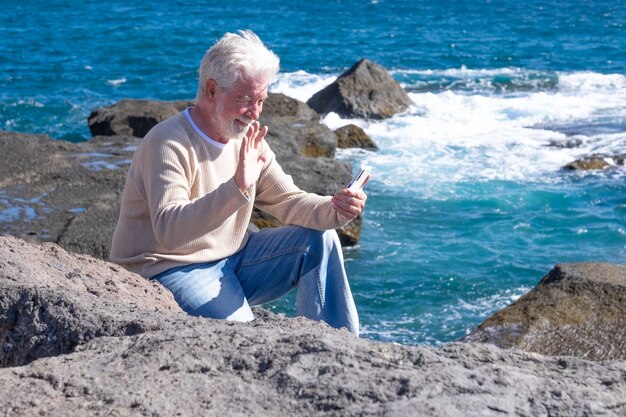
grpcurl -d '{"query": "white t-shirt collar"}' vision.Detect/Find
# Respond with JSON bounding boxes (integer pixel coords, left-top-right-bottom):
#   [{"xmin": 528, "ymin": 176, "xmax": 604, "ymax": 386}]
[{"xmin": 183, "ymin": 108, "xmax": 225, "ymax": 149}]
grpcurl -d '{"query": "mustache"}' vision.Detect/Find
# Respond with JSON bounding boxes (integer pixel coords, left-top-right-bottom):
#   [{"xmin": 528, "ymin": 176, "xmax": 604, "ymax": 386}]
[{"xmin": 236, "ymin": 115, "xmax": 255, "ymax": 125}]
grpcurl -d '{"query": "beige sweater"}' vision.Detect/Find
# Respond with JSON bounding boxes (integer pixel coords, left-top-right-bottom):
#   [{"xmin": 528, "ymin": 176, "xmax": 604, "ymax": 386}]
[{"xmin": 110, "ymin": 110, "xmax": 348, "ymax": 278}]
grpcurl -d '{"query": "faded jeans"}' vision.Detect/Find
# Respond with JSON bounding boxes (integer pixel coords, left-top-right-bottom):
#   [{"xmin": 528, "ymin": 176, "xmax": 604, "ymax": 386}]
[{"xmin": 153, "ymin": 226, "xmax": 359, "ymax": 336}]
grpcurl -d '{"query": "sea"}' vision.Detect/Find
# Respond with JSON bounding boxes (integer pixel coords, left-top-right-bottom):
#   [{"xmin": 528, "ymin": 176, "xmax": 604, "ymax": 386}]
[{"xmin": 1, "ymin": 0, "xmax": 625, "ymax": 346}]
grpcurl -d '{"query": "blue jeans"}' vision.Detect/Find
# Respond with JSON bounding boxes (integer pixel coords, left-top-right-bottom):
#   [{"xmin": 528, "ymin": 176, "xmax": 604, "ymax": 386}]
[{"xmin": 153, "ymin": 226, "xmax": 359, "ymax": 336}]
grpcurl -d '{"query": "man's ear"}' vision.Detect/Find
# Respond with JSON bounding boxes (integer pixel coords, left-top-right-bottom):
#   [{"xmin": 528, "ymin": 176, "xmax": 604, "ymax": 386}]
[{"xmin": 206, "ymin": 79, "xmax": 218, "ymax": 99}]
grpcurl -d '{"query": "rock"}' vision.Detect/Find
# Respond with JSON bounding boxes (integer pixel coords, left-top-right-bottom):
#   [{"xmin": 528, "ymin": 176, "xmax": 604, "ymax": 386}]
[
  {"xmin": 263, "ymin": 115, "xmax": 338, "ymax": 158},
  {"xmin": 87, "ymin": 99, "xmax": 180, "ymax": 137},
  {"xmin": 275, "ymin": 153, "xmax": 351, "ymax": 195},
  {"xmin": 463, "ymin": 263, "xmax": 626, "ymax": 360},
  {"xmin": 307, "ymin": 59, "xmax": 413, "ymax": 119},
  {"xmin": 1, "ymin": 237, "xmax": 625, "ymax": 417},
  {"xmin": 262, "ymin": 92, "xmax": 320, "ymax": 121},
  {"xmin": 335, "ymin": 124, "xmax": 378, "ymax": 149},
  {"xmin": 0, "ymin": 131, "xmax": 137, "ymax": 259},
  {"xmin": 0, "ymin": 235, "xmax": 182, "ymax": 367},
  {"xmin": 171, "ymin": 99, "xmax": 196, "ymax": 112},
  {"xmin": 546, "ymin": 137, "xmax": 584, "ymax": 148},
  {"xmin": 563, "ymin": 153, "xmax": 626, "ymax": 170}
]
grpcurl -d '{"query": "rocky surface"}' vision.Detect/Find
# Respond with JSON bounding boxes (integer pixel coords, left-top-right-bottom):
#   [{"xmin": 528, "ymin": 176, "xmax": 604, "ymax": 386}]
[
  {"xmin": 307, "ymin": 59, "xmax": 413, "ymax": 119},
  {"xmin": 464, "ymin": 263, "xmax": 626, "ymax": 361},
  {"xmin": 0, "ymin": 131, "xmax": 137, "ymax": 259},
  {"xmin": 562, "ymin": 153, "xmax": 626, "ymax": 170},
  {"xmin": 335, "ymin": 124, "xmax": 378, "ymax": 149},
  {"xmin": 87, "ymin": 99, "xmax": 194, "ymax": 138},
  {"xmin": 0, "ymin": 235, "xmax": 182, "ymax": 368},
  {"xmin": 1, "ymin": 236, "xmax": 625, "ymax": 417}
]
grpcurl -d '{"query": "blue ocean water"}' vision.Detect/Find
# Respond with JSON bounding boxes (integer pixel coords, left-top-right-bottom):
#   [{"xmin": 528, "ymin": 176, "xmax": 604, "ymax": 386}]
[{"xmin": 1, "ymin": 0, "xmax": 625, "ymax": 345}]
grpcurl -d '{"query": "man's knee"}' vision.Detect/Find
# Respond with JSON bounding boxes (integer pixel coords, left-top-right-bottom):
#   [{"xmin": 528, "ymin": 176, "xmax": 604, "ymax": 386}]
[{"xmin": 296, "ymin": 227, "xmax": 340, "ymax": 254}]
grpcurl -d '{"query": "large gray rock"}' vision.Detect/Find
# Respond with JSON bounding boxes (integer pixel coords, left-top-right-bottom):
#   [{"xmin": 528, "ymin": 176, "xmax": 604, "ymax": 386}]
[
  {"xmin": 1, "ymin": 236, "xmax": 625, "ymax": 417},
  {"xmin": 88, "ymin": 99, "xmax": 181, "ymax": 137},
  {"xmin": 0, "ymin": 235, "xmax": 182, "ymax": 367},
  {"xmin": 261, "ymin": 92, "xmax": 320, "ymax": 121},
  {"xmin": 263, "ymin": 115, "xmax": 338, "ymax": 159},
  {"xmin": 307, "ymin": 59, "xmax": 413, "ymax": 119},
  {"xmin": 464, "ymin": 263, "xmax": 626, "ymax": 360}
]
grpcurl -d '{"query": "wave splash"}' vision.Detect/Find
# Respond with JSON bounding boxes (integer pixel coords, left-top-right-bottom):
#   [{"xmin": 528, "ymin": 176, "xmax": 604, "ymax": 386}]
[{"xmin": 272, "ymin": 68, "xmax": 626, "ymax": 191}]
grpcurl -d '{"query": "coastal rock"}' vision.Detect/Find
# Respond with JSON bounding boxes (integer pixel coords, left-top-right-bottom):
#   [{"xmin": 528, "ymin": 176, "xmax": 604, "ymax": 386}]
[
  {"xmin": 0, "ymin": 235, "xmax": 182, "ymax": 367},
  {"xmin": 1, "ymin": 237, "xmax": 625, "ymax": 417},
  {"xmin": 464, "ymin": 263, "xmax": 626, "ymax": 360},
  {"xmin": 263, "ymin": 115, "xmax": 338, "ymax": 158},
  {"xmin": 563, "ymin": 153, "xmax": 626, "ymax": 170},
  {"xmin": 546, "ymin": 137, "xmax": 584, "ymax": 149},
  {"xmin": 335, "ymin": 124, "xmax": 378, "ymax": 149},
  {"xmin": 87, "ymin": 99, "xmax": 180, "ymax": 137},
  {"xmin": 306, "ymin": 59, "xmax": 413, "ymax": 119},
  {"xmin": 261, "ymin": 92, "xmax": 320, "ymax": 121},
  {"xmin": 0, "ymin": 130, "xmax": 136, "ymax": 259}
]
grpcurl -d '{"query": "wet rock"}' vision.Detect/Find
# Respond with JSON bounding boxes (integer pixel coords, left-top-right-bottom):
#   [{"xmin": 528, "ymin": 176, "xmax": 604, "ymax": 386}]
[
  {"xmin": 87, "ymin": 99, "xmax": 180, "ymax": 137},
  {"xmin": 546, "ymin": 137, "xmax": 584, "ymax": 148},
  {"xmin": 464, "ymin": 263, "xmax": 626, "ymax": 360},
  {"xmin": 0, "ymin": 238, "xmax": 625, "ymax": 417},
  {"xmin": 0, "ymin": 131, "xmax": 137, "ymax": 258},
  {"xmin": 307, "ymin": 59, "xmax": 413, "ymax": 119},
  {"xmin": 563, "ymin": 153, "xmax": 626, "ymax": 170},
  {"xmin": 335, "ymin": 124, "xmax": 378, "ymax": 149}
]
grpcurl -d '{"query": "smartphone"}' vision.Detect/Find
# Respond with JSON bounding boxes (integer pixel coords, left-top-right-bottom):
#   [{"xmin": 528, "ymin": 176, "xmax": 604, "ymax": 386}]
[{"xmin": 347, "ymin": 166, "xmax": 372, "ymax": 190}]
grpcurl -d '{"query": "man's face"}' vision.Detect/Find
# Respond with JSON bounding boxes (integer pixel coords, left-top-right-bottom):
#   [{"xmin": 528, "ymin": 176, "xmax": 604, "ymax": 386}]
[{"xmin": 211, "ymin": 75, "xmax": 268, "ymax": 141}]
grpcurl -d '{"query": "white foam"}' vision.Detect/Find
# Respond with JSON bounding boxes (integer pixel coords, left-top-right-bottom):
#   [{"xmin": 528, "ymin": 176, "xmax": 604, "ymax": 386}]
[
  {"xmin": 557, "ymin": 72, "xmax": 626, "ymax": 92},
  {"xmin": 271, "ymin": 70, "xmax": 336, "ymax": 103},
  {"xmin": 273, "ymin": 69, "xmax": 626, "ymax": 197},
  {"xmin": 106, "ymin": 77, "xmax": 127, "ymax": 86}
]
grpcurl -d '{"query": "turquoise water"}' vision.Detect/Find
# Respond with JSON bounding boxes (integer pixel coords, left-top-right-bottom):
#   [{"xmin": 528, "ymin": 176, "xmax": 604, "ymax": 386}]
[{"xmin": 1, "ymin": 0, "xmax": 625, "ymax": 345}]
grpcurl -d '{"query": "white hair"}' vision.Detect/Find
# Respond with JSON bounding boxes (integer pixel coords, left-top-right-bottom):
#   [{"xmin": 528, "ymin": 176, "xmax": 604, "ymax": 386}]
[{"xmin": 196, "ymin": 30, "xmax": 280, "ymax": 101}]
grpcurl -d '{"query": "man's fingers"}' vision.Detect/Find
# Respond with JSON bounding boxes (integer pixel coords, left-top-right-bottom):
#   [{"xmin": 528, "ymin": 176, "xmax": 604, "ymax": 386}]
[
  {"xmin": 246, "ymin": 122, "xmax": 256, "ymax": 140},
  {"xmin": 254, "ymin": 124, "xmax": 268, "ymax": 147},
  {"xmin": 331, "ymin": 200, "xmax": 356, "ymax": 221},
  {"xmin": 335, "ymin": 189, "xmax": 367, "ymax": 204}
]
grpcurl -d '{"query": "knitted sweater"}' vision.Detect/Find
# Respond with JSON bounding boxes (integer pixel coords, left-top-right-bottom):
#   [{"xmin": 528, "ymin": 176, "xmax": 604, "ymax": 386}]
[{"xmin": 110, "ymin": 110, "xmax": 349, "ymax": 278}]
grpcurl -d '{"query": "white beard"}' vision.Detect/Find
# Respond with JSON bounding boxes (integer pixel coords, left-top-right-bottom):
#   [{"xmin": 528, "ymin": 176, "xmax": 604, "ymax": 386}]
[{"xmin": 212, "ymin": 101, "xmax": 253, "ymax": 141}]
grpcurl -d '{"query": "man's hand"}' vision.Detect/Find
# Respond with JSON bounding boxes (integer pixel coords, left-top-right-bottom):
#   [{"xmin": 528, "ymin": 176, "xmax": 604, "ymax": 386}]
[
  {"xmin": 331, "ymin": 185, "xmax": 368, "ymax": 222},
  {"xmin": 234, "ymin": 121, "xmax": 269, "ymax": 193}
]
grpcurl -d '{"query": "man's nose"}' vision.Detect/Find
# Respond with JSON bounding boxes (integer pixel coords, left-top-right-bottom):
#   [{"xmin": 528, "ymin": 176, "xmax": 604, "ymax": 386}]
[{"xmin": 246, "ymin": 102, "xmax": 262, "ymax": 120}]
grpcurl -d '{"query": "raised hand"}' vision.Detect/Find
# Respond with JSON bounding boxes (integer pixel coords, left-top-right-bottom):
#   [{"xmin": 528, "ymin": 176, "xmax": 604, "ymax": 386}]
[{"xmin": 234, "ymin": 121, "xmax": 269, "ymax": 193}]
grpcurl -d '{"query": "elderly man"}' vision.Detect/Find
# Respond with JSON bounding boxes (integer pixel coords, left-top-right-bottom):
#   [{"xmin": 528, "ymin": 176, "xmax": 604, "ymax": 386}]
[{"xmin": 110, "ymin": 30, "xmax": 367, "ymax": 335}]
